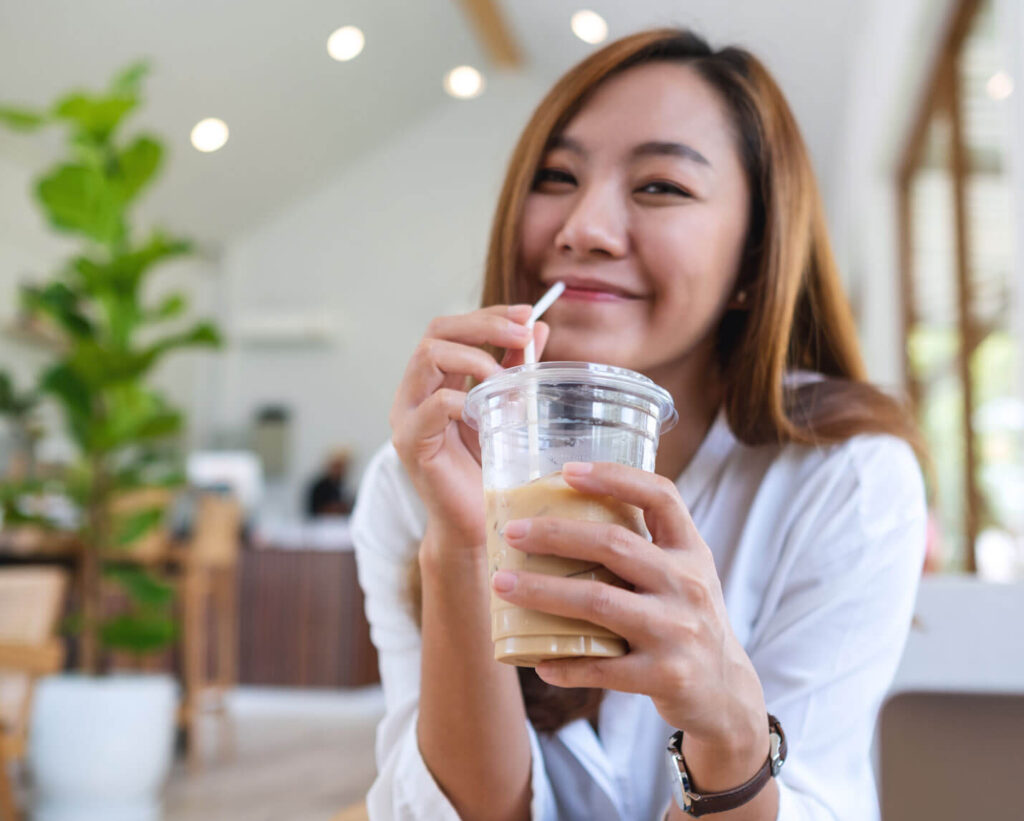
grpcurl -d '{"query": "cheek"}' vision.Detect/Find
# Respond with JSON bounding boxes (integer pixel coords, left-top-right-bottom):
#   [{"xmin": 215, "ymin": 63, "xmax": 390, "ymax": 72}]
[
  {"xmin": 518, "ymin": 197, "xmax": 562, "ymax": 272},
  {"xmin": 645, "ymin": 209, "xmax": 745, "ymax": 302}
]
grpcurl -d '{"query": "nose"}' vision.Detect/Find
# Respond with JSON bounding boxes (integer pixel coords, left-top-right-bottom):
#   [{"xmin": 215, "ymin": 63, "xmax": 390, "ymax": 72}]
[{"xmin": 553, "ymin": 181, "xmax": 629, "ymax": 259}]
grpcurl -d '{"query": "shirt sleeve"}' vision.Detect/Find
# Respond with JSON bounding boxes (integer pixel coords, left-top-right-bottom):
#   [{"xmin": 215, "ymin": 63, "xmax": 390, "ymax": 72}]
[
  {"xmin": 746, "ymin": 436, "xmax": 927, "ymax": 821},
  {"xmin": 352, "ymin": 443, "xmax": 558, "ymax": 821}
]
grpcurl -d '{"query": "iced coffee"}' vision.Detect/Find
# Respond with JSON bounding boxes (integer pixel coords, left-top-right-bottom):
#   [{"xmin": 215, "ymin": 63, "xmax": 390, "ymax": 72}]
[
  {"xmin": 463, "ymin": 361, "xmax": 677, "ymax": 668},
  {"xmin": 486, "ymin": 472, "xmax": 647, "ymax": 666}
]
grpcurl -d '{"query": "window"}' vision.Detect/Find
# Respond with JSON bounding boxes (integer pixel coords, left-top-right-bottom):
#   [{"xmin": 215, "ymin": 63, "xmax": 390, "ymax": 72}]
[{"xmin": 900, "ymin": 0, "xmax": 1022, "ymax": 575}]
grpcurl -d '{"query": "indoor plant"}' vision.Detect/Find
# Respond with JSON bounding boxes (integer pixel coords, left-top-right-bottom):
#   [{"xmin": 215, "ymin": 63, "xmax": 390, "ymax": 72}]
[{"xmin": 0, "ymin": 62, "xmax": 220, "ymax": 821}]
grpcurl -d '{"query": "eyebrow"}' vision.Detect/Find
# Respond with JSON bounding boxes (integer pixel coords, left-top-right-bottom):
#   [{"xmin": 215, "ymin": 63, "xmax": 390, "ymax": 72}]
[{"xmin": 545, "ymin": 135, "xmax": 711, "ymax": 167}]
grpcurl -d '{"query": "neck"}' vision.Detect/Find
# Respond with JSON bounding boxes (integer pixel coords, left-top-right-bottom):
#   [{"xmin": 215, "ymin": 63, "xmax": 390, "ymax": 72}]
[{"xmin": 647, "ymin": 348, "xmax": 723, "ymax": 482}]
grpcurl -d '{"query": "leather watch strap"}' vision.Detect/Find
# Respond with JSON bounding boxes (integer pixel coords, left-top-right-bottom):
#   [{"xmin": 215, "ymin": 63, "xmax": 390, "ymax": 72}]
[{"xmin": 667, "ymin": 714, "xmax": 787, "ymax": 817}]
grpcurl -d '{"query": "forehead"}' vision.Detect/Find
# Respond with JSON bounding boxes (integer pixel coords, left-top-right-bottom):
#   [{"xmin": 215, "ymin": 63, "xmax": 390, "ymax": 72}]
[{"xmin": 557, "ymin": 62, "xmax": 736, "ymax": 160}]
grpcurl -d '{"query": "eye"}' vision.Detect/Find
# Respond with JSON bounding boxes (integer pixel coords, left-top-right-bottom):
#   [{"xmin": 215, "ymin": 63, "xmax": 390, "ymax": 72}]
[
  {"xmin": 636, "ymin": 180, "xmax": 692, "ymax": 198},
  {"xmin": 532, "ymin": 167, "xmax": 577, "ymax": 188}
]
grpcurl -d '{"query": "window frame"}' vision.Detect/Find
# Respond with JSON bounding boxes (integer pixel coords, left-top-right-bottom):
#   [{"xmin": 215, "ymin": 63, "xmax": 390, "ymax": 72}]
[{"xmin": 897, "ymin": 0, "xmax": 985, "ymax": 572}]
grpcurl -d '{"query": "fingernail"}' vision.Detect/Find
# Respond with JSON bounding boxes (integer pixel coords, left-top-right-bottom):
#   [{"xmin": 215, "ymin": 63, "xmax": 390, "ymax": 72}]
[
  {"xmin": 563, "ymin": 462, "xmax": 593, "ymax": 475},
  {"xmin": 492, "ymin": 570, "xmax": 517, "ymax": 592},
  {"xmin": 503, "ymin": 519, "xmax": 529, "ymax": 539}
]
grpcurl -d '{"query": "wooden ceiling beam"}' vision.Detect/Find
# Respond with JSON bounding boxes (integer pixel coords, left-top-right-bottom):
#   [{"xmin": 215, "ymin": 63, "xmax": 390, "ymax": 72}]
[{"xmin": 454, "ymin": 0, "xmax": 523, "ymax": 69}]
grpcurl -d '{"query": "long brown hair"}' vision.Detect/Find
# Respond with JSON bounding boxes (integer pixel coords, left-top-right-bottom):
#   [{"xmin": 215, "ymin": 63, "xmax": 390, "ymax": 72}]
[{"xmin": 473, "ymin": 29, "xmax": 924, "ymax": 733}]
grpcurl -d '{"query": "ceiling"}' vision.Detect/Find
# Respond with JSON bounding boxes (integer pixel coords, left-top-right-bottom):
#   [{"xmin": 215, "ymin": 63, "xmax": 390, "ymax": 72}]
[{"xmin": 0, "ymin": 0, "xmax": 865, "ymax": 251}]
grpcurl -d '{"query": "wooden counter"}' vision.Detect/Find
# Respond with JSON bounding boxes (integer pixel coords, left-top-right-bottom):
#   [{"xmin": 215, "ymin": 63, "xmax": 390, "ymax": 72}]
[{"xmin": 238, "ymin": 547, "xmax": 379, "ymax": 688}]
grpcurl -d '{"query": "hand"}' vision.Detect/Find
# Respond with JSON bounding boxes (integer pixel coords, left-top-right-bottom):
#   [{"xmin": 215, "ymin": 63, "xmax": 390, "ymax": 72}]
[
  {"xmin": 490, "ymin": 461, "xmax": 768, "ymax": 758},
  {"xmin": 389, "ymin": 305, "xmax": 549, "ymax": 551}
]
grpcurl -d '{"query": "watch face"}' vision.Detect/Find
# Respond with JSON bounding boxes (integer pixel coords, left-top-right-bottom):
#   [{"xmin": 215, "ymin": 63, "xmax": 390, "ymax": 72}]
[
  {"xmin": 665, "ymin": 740, "xmax": 693, "ymax": 811},
  {"xmin": 770, "ymin": 731, "xmax": 783, "ymax": 777}
]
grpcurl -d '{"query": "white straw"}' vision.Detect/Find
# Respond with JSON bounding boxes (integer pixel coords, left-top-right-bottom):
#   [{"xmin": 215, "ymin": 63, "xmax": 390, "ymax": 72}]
[
  {"xmin": 523, "ymin": 281, "xmax": 565, "ymax": 365},
  {"xmin": 523, "ymin": 281, "xmax": 565, "ymax": 479}
]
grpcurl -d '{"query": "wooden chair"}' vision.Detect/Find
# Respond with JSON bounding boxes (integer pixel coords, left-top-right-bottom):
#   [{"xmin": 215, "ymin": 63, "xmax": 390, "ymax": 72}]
[
  {"xmin": 0, "ymin": 567, "xmax": 67, "ymax": 821},
  {"xmin": 178, "ymin": 492, "xmax": 242, "ymax": 769},
  {"xmin": 102, "ymin": 488, "xmax": 243, "ymax": 769}
]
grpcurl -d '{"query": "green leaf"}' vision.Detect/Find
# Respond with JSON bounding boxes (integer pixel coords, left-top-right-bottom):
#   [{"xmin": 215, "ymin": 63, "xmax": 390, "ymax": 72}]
[
  {"xmin": 116, "ymin": 135, "xmax": 162, "ymax": 201},
  {"xmin": 145, "ymin": 321, "xmax": 222, "ymax": 365},
  {"xmin": 21, "ymin": 281, "xmax": 94, "ymax": 339},
  {"xmin": 69, "ymin": 255, "xmax": 107, "ymax": 292},
  {"xmin": 109, "ymin": 62, "xmax": 150, "ymax": 97},
  {"xmin": 63, "ymin": 340, "xmax": 132, "ymax": 386},
  {"xmin": 0, "ymin": 105, "xmax": 48, "ymax": 132},
  {"xmin": 99, "ymin": 611, "xmax": 176, "ymax": 654},
  {"xmin": 113, "ymin": 506, "xmax": 165, "ymax": 546},
  {"xmin": 36, "ymin": 163, "xmax": 124, "ymax": 246},
  {"xmin": 105, "ymin": 233, "xmax": 193, "ymax": 293},
  {"xmin": 148, "ymin": 293, "xmax": 186, "ymax": 321},
  {"xmin": 52, "ymin": 92, "xmax": 137, "ymax": 142},
  {"xmin": 40, "ymin": 363, "xmax": 92, "ymax": 423},
  {"xmin": 98, "ymin": 385, "xmax": 182, "ymax": 449},
  {"xmin": 104, "ymin": 565, "xmax": 174, "ymax": 606}
]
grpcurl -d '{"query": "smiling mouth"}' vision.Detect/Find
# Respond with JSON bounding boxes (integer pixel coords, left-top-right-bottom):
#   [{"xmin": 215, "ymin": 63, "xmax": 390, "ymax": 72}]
[{"xmin": 543, "ymin": 277, "xmax": 646, "ymax": 302}]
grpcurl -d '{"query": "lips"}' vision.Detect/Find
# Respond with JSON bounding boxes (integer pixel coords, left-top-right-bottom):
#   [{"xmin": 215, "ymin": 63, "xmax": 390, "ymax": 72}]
[{"xmin": 543, "ymin": 276, "xmax": 645, "ymax": 300}]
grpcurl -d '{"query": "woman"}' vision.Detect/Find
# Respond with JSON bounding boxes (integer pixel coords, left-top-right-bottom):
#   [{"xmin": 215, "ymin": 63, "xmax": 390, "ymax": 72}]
[{"xmin": 352, "ymin": 29, "xmax": 926, "ymax": 821}]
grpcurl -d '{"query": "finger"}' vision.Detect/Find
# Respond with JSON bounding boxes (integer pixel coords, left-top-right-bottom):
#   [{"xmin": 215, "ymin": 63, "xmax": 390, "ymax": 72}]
[
  {"xmin": 559, "ymin": 462, "xmax": 695, "ymax": 549},
  {"xmin": 491, "ymin": 570, "xmax": 654, "ymax": 644},
  {"xmin": 502, "ymin": 517, "xmax": 669, "ymax": 592},
  {"xmin": 392, "ymin": 388, "xmax": 466, "ymax": 458},
  {"xmin": 534, "ymin": 654, "xmax": 646, "ymax": 694},
  {"xmin": 501, "ymin": 321, "xmax": 550, "ymax": 368},
  {"xmin": 396, "ymin": 339, "xmax": 503, "ymax": 409},
  {"xmin": 426, "ymin": 308, "xmax": 534, "ymax": 349}
]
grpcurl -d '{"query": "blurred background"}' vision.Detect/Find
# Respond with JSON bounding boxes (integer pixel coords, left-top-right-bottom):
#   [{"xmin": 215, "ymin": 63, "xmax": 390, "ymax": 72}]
[{"xmin": 0, "ymin": 1, "xmax": 1021, "ymax": 820}]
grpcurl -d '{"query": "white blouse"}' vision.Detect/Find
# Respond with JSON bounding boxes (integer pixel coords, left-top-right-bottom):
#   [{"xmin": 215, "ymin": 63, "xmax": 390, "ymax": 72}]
[{"xmin": 351, "ymin": 409, "xmax": 926, "ymax": 821}]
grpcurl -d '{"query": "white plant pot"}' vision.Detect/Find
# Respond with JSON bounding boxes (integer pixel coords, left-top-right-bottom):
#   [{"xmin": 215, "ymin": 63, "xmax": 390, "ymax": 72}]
[{"xmin": 28, "ymin": 674, "xmax": 178, "ymax": 821}]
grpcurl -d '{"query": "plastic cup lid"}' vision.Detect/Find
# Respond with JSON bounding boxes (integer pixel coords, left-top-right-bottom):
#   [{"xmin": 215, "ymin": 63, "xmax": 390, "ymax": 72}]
[{"xmin": 463, "ymin": 361, "xmax": 678, "ymax": 433}]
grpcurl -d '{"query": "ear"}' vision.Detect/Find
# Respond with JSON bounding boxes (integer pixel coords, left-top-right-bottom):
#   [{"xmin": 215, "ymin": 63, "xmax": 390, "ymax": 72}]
[{"xmin": 500, "ymin": 321, "xmax": 551, "ymax": 368}]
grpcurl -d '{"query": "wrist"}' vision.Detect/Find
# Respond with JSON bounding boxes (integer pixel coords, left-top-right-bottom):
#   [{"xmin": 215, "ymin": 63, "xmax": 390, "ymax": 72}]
[
  {"xmin": 681, "ymin": 715, "xmax": 769, "ymax": 794},
  {"xmin": 666, "ymin": 714, "xmax": 785, "ymax": 817},
  {"xmin": 420, "ymin": 521, "xmax": 488, "ymax": 574}
]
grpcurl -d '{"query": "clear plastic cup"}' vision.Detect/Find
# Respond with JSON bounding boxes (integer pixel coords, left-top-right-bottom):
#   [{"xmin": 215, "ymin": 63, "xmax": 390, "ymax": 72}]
[{"xmin": 463, "ymin": 361, "xmax": 677, "ymax": 667}]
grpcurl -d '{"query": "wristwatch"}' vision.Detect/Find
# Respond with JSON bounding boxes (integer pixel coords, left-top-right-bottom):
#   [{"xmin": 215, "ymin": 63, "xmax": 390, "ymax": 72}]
[{"xmin": 664, "ymin": 714, "xmax": 787, "ymax": 817}]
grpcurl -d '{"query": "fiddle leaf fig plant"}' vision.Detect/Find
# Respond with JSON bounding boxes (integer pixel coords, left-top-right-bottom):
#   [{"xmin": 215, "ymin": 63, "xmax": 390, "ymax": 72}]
[{"xmin": 0, "ymin": 62, "xmax": 221, "ymax": 671}]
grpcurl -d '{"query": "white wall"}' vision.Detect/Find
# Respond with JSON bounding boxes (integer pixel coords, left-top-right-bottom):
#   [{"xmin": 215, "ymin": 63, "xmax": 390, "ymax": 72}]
[{"xmin": 215, "ymin": 72, "xmax": 549, "ymax": 516}]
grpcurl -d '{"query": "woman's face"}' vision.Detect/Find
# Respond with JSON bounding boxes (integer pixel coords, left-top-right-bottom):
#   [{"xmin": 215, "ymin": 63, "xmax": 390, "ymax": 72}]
[{"xmin": 518, "ymin": 61, "xmax": 751, "ymax": 379}]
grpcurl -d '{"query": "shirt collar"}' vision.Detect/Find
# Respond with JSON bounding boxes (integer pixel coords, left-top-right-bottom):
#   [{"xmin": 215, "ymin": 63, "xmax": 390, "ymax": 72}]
[{"xmin": 674, "ymin": 407, "xmax": 736, "ymax": 510}]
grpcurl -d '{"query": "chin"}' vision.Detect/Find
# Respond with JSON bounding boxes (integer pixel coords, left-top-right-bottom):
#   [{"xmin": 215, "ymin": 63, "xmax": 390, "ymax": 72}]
[{"xmin": 541, "ymin": 330, "xmax": 637, "ymax": 370}]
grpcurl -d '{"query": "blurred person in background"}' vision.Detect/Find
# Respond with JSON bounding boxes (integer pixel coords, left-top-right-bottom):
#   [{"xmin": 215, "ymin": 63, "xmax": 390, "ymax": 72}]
[{"xmin": 306, "ymin": 446, "xmax": 356, "ymax": 517}]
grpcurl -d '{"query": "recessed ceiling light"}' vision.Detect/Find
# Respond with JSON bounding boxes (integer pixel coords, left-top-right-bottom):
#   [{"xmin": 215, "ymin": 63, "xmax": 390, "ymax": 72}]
[
  {"xmin": 571, "ymin": 10, "xmax": 608, "ymax": 45},
  {"xmin": 190, "ymin": 118, "xmax": 229, "ymax": 153},
  {"xmin": 444, "ymin": 66, "xmax": 484, "ymax": 99},
  {"xmin": 328, "ymin": 26, "xmax": 365, "ymax": 62},
  {"xmin": 987, "ymin": 70, "xmax": 1014, "ymax": 101}
]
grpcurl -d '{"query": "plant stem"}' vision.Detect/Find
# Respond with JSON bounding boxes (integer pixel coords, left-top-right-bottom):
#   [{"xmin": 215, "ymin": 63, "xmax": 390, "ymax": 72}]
[{"xmin": 80, "ymin": 454, "xmax": 110, "ymax": 675}]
